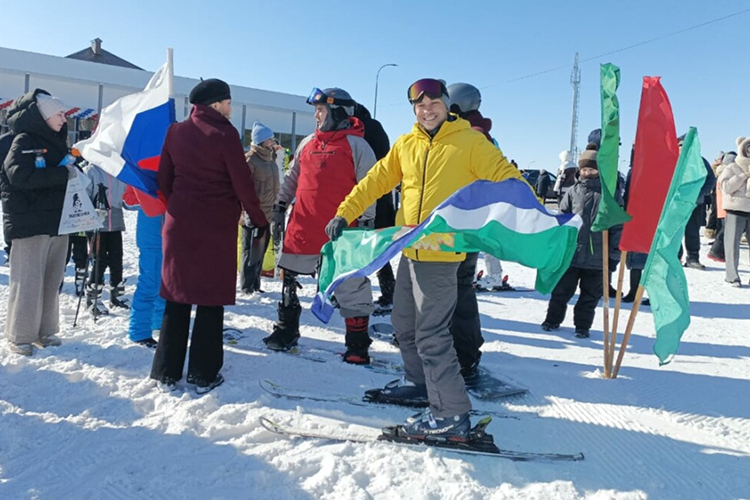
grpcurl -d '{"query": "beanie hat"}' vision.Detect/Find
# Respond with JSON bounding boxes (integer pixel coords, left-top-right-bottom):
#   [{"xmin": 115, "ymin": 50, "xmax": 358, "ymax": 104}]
[
  {"xmin": 251, "ymin": 121, "xmax": 274, "ymax": 145},
  {"xmin": 189, "ymin": 78, "xmax": 231, "ymax": 106},
  {"xmin": 36, "ymin": 94, "xmax": 67, "ymax": 120},
  {"xmin": 578, "ymin": 143, "xmax": 598, "ymax": 169},
  {"xmin": 587, "ymin": 128, "xmax": 602, "ymax": 148}
]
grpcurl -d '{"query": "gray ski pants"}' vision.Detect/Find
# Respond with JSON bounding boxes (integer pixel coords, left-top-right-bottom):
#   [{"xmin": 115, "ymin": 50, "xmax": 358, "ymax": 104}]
[
  {"xmin": 5, "ymin": 235, "xmax": 68, "ymax": 344},
  {"xmin": 724, "ymin": 212, "xmax": 750, "ymax": 284},
  {"xmin": 391, "ymin": 255, "xmax": 471, "ymax": 418}
]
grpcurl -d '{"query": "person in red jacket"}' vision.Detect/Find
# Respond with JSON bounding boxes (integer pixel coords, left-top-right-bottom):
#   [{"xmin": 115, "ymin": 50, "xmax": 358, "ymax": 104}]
[
  {"xmin": 267, "ymin": 87, "xmax": 377, "ymax": 363},
  {"xmin": 150, "ymin": 79, "xmax": 268, "ymax": 394}
]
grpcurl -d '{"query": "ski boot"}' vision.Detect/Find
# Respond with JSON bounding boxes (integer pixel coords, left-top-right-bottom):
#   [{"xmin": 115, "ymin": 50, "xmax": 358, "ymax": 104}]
[
  {"xmin": 74, "ymin": 268, "xmax": 86, "ymax": 297},
  {"xmin": 86, "ymin": 284, "xmax": 110, "ymax": 318},
  {"xmin": 373, "ymin": 265, "xmax": 395, "ymax": 316},
  {"xmin": 109, "ymin": 281, "xmax": 130, "ymax": 309},
  {"xmin": 400, "ymin": 408, "xmax": 471, "ymax": 441},
  {"xmin": 343, "ymin": 316, "xmax": 372, "ymax": 365},
  {"xmin": 372, "ymin": 295, "xmax": 393, "ymax": 317},
  {"xmin": 363, "ymin": 376, "xmax": 429, "ymax": 407},
  {"xmin": 264, "ymin": 303, "xmax": 301, "ymax": 351}
]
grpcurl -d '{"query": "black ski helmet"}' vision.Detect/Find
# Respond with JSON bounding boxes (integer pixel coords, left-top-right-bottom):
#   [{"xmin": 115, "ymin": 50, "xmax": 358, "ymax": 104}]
[{"xmin": 447, "ymin": 83, "xmax": 482, "ymax": 115}]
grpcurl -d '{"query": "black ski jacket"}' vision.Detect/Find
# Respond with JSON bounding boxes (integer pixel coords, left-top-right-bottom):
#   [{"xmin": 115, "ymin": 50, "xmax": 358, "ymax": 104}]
[{"xmin": 0, "ymin": 89, "xmax": 70, "ymax": 240}]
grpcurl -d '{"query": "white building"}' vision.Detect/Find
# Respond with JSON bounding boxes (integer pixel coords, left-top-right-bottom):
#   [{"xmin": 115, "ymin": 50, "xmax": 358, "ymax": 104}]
[{"xmin": 0, "ymin": 39, "xmax": 314, "ymax": 150}]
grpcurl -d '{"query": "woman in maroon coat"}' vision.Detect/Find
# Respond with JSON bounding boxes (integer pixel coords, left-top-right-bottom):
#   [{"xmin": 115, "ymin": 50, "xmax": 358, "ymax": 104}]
[{"xmin": 150, "ymin": 79, "xmax": 268, "ymax": 394}]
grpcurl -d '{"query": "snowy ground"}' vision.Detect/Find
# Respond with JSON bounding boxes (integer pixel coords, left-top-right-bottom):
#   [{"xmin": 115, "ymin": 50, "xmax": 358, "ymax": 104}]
[{"xmin": 1, "ymin": 209, "xmax": 749, "ymax": 500}]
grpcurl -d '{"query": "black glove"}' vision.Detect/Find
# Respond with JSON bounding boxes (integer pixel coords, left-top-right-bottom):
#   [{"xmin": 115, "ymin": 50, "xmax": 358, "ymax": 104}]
[
  {"xmin": 271, "ymin": 202, "xmax": 287, "ymax": 242},
  {"xmin": 325, "ymin": 216, "xmax": 348, "ymax": 241}
]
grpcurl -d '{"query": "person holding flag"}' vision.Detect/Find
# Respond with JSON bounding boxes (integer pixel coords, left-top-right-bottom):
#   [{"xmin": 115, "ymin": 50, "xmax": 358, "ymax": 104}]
[
  {"xmin": 325, "ymin": 78, "xmax": 525, "ymax": 440},
  {"xmin": 1, "ymin": 90, "xmax": 75, "ymax": 355},
  {"xmin": 265, "ymin": 87, "xmax": 377, "ymax": 364},
  {"xmin": 149, "ymin": 79, "xmax": 268, "ymax": 393}
]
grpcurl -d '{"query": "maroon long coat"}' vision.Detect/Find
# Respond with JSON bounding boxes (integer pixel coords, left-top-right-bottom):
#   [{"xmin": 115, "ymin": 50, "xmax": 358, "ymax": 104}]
[{"xmin": 158, "ymin": 105, "xmax": 267, "ymax": 306}]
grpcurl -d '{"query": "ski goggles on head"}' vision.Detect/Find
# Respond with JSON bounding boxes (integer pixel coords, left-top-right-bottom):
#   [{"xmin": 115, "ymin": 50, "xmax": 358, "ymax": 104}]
[
  {"xmin": 407, "ymin": 78, "xmax": 448, "ymax": 104},
  {"xmin": 306, "ymin": 87, "xmax": 356, "ymax": 107},
  {"xmin": 306, "ymin": 87, "xmax": 330, "ymax": 105}
]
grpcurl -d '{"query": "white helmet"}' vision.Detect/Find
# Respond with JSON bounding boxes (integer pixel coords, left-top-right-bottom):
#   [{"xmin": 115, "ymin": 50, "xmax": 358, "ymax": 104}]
[{"xmin": 447, "ymin": 83, "xmax": 481, "ymax": 114}]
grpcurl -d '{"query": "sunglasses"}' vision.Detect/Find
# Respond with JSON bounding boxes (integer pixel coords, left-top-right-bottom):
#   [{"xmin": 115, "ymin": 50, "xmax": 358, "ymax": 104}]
[{"xmin": 407, "ymin": 79, "xmax": 448, "ymax": 104}]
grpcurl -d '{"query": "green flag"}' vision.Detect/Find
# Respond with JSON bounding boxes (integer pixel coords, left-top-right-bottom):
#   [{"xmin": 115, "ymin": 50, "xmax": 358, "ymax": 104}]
[
  {"xmin": 592, "ymin": 63, "xmax": 632, "ymax": 232},
  {"xmin": 641, "ymin": 128, "xmax": 707, "ymax": 365}
]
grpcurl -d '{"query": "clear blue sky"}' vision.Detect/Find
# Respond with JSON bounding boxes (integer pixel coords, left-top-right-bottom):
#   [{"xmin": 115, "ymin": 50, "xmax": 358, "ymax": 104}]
[{"xmin": 3, "ymin": 0, "xmax": 749, "ymax": 170}]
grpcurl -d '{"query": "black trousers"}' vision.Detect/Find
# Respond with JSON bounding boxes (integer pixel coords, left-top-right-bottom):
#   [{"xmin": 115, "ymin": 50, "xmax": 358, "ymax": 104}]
[
  {"xmin": 240, "ymin": 226, "xmax": 271, "ymax": 293},
  {"xmin": 680, "ymin": 205, "xmax": 703, "ymax": 263},
  {"xmin": 450, "ymin": 252, "xmax": 484, "ymax": 369},
  {"xmin": 66, "ymin": 235, "xmax": 88, "ymax": 270},
  {"xmin": 709, "ymin": 223, "xmax": 725, "ymax": 259},
  {"xmin": 706, "ymin": 192, "xmax": 718, "ymax": 230},
  {"xmin": 545, "ymin": 266, "xmax": 603, "ymax": 330},
  {"xmin": 150, "ymin": 300, "xmax": 224, "ymax": 384},
  {"xmin": 90, "ymin": 231, "xmax": 124, "ymax": 286}
]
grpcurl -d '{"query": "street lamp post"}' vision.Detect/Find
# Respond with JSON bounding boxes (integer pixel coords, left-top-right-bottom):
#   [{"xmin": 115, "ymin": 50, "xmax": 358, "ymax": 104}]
[{"xmin": 373, "ymin": 63, "xmax": 397, "ymax": 119}]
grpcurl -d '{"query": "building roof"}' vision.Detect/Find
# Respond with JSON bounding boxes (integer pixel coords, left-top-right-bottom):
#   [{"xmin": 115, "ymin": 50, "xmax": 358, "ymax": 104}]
[{"xmin": 66, "ymin": 38, "xmax": 143, "ymax": 70}]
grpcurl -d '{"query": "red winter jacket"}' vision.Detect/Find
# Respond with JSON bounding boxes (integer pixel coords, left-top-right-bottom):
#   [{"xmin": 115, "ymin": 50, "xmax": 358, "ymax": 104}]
[{"xmin": 278, "ymin": 118, "xmax": 376, "ymax": 255}]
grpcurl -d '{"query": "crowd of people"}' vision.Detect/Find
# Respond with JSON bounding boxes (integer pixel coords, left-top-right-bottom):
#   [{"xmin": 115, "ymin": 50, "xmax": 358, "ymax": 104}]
[{"xmin": 1, "ymin": 77, "xmax": 747, "ymax": 441}]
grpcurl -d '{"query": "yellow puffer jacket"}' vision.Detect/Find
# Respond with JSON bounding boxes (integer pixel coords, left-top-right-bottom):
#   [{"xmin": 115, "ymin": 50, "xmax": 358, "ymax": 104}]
[{"xmin": 336, "ymin": 116, "xmax": 526, "ymax": 262}]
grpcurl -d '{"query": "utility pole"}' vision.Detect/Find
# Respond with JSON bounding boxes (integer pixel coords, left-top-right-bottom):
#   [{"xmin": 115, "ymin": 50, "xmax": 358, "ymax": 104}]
[
  {"xmin": 569, "ymin": 53, "xmax": 581, "ymax": 162},
  {"xmin": 373, "ymin": 63, "xmax": 397, "ymax": 118}
]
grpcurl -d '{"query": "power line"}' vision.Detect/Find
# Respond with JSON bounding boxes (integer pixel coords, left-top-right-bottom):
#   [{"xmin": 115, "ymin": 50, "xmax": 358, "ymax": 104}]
[{"xmin": 481, "ymin": 7, "xmax": 750, "ymax": 89}]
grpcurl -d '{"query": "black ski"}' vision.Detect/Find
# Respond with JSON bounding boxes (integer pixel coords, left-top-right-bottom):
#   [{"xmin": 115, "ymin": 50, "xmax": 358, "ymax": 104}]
[{"xmin": 260, "ymin": 416, "xmax": 584, "ymax": 462}]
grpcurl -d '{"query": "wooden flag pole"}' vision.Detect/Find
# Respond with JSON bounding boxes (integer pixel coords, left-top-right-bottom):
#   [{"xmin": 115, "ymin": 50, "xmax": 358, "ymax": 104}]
[
  {"xmin": 610, "ymin": 250, "xmax": 628, "ymax": 370},
  {"xmin": 612, "ymin": 284, "xmax": 645, "ymax": 378},
  {"xmin": 602, "ymin": 230, "xmax": 612, "ymax": 378}
]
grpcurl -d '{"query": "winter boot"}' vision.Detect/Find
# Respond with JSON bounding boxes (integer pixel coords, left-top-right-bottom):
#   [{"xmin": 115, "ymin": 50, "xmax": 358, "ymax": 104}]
[
  {"xmin": 541, "ymin": 321, "xmax": 560, "ymax": 331},
  {"xmin": 263, "ymin": 302, "xmax": 301, "ymax": 351},
  {"xmin": 74, "ymin": 268, "xmax": 86, "ymax": 297},
  {"xmin": 401, "ymin": 408, "xmax": 471, "ymax": 441},
  {"xmin": 86, "ymin": 284, "xmax": 109, "ymax": 317},
  {"xmin": 343, "ymin": 316, "xmax": 372, "ymax": 365},
  {"xmin": 574, "ymin": 328, "xmax": 590, "ymax": 339},
  {"xmin": 109, "ymin": 282, "xmax": 130, "ymax": 309},
  {"xmin": 622, "ymin": 269, "xmax": 642, "ymax": 303}
]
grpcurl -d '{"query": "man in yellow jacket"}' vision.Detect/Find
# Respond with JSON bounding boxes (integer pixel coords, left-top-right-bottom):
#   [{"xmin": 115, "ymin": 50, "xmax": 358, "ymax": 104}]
[{"xmin": 325, "ymin": 79, "xmax": 524, "ymax": 440}]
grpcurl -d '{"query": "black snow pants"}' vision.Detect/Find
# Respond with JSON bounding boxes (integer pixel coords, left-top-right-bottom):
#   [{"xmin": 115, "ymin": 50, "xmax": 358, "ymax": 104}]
[
  {"xmin": 450, "ymin": 252, "xmax": 484, "ymax": 371},
  {"xmin": 545, "ymin": 266, "xmax": 603, "ymax": 331}
]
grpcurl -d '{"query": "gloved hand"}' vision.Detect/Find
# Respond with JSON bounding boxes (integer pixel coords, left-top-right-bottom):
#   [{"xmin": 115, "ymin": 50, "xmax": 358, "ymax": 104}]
[
  {"xmin": 271, "ymin": 202, "xmax": 287, "ymax": 242},
  {"xmin": 325, "ymin": 216, "xmax": 348, "ymax": 241}
]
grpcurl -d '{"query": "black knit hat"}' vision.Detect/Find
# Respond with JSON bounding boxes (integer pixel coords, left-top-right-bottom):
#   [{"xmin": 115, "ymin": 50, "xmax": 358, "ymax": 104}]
[{"xmin": 189, "ymin": 78, "xmax": 231, "ymax": 106}]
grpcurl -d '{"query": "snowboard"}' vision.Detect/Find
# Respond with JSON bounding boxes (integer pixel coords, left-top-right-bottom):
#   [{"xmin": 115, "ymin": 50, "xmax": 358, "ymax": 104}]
[{"xmin": 260, "ymin": 415, "xmax": 584, "ymax": 462}]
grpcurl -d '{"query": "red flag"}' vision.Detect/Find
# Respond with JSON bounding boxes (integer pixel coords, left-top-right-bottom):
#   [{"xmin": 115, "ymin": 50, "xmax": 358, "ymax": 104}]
[{"xmin": 620, "ymin": 77, "xmax": 679, "ymax": 253}]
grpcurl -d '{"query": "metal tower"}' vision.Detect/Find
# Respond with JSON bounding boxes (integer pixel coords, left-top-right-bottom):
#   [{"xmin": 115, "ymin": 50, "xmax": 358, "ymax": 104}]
[{"xmin": 569, "ymin": 53, "xmax": 581, "ymax": 161}]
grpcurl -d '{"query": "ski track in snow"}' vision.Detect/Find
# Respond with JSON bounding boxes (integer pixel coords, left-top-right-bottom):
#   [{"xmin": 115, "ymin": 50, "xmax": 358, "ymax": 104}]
[{"xmin": 1, "ymin": 209, "xmax": 749, "ymax": 500}]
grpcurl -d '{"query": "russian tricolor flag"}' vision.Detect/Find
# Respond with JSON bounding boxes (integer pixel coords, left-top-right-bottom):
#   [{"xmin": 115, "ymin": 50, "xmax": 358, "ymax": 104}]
[{"xmin": 74, "ymin": 49, "xmax": 175, "ymax": 215}]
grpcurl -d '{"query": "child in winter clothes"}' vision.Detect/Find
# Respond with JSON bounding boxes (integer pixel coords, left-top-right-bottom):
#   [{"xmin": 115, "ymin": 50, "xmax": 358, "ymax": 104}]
[
  {"xmin": 124, "ymin": 186, "xmax": 166, "ymax": 348},
  {"xmin": 541, "ymin": 144, "xmax": 622, "ymax": 338},
  {"xmin": 83, "ymin": 162, "xmax": 128, "ymax": 314}
]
